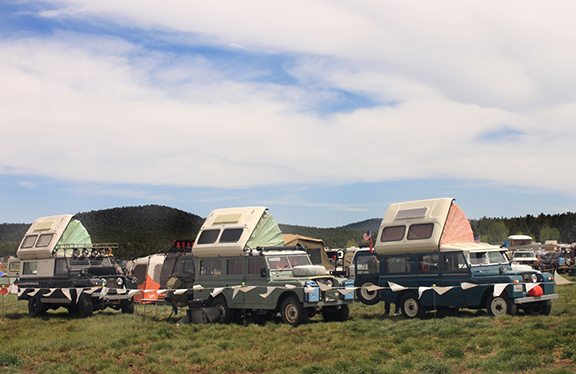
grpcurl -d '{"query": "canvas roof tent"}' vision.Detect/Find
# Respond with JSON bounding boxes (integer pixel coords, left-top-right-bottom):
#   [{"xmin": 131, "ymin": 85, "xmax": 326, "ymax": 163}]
[
  {"xmin": 192, "ymin": 207, "xmax": 284, "ymax": 258},
  {"xmin": 374, "ymin": 198, "xmax": 476, "ymax": 255},
  {"xmin": 17, "ymin": 214, "xmax": 92, "ymax": 260},
  {"xmin": 282, "ymin": 234, "xmax": 334, "ymax": 271},
  {"xmin": 131, "ymin": 253, "xmax": 165, "ymax": 304}
]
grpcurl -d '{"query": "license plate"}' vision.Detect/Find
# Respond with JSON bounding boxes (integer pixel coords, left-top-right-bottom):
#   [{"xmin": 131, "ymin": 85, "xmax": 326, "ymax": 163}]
[{"xmin": 514, "ymin": 284, "xmax": 523, "ymax": 292}]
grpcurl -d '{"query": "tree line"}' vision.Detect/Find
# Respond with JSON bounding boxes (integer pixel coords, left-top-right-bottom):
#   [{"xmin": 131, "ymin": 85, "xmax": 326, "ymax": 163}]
[{"xmin": 2, "ymin": 206, "xmax": 576, "ymax": 260}]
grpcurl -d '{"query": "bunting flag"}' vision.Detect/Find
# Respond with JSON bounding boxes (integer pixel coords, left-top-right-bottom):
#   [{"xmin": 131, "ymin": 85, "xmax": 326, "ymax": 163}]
[
  {"xmin": 127, "ymin": 289, "xmax": 140, "ymax": 297},
  {"xmin": 388, "ymin": 281, "xmax": 407, "ymax": 292},
  {"xmin": 317, "ymin": 282, "xmax": 333, "ymax": 292},
  {"xmin": 117, "ymin": 288, "xmax": 126, "ymax": 294},
  {"xmin": 339, "ymin": 287, "xmax": 356, "ymax": 295},
  {"xmin": 27, "ymin": 289, "xmax": 40, "ymax": 297},
  {"xmin": 211, "ymin": 287, "xmax": 224, "ymax": 298},
  {"xmin": 43, "ymin": 289, "xmax": 56, "ymax": 297},
  {"xmin": 231, "ymin": 285, "xmax": 242, "ymax": 299},
  {"xmin": 259, "ymin": 287, "xmax": 275, "ymax": 298},
  {"xmin": 193, "ymin": 285, "xmax": 204, "ymax": 290},
  {"xmin": 418, "ymin": 286, "xmax": 431, "ymax": 298},
  {"xmin": 76, "ymin": 288, "xmax": 84, "ymax": 303},
  {"xmin": 433, "ymin": 286, "xmax": 453, "ymax": 295},
  {"xmin": 304, "ymin": 286, "xmax": 315, "ymax": 294},
  {"xmin": 99, "ymin": 287, "xmax": 109, "ymax": 299},
  {"xmin": 157, "ymin": 289, "xmax": 168, "ymax": 294},
  {"xmin": 493, "ymin": 284, "xmax": 508, "ymax": 297},
  {"xmin": 525, "ymin": 283, "xmax": 539, "ymax": 293},
  {"xmin": 61, "ymin": 288, "xmax": 71, "ymax": 301},
  {"xmin": 554, "ymin": 271, "xmax": 573, "ymax": 285},
  {"xmin": 174, "ymin": 289, "xmax": 188, "ymax": 295},
  {"xmin": 461, "ymin": 282, "xmax": 478, "ymax": 290},
  {"xmin": 284, "ymin": 284, "xmax": 297, "ymax": 289}
]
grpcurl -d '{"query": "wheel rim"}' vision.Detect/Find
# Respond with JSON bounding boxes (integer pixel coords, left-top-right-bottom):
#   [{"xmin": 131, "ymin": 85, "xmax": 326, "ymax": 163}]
[
  {"xmin": 490, "ymin": 297, "xmax": 507, "ymax": 316},
  {"xmin": 284, "ymin": 303, "xmax": 299, "ymax": 324},
  {"xmin": 404, "ymin": 298, "xmax": 419, "ymax": 318},
  {"xmin": 360, "ymin": 282, "xmax": 377, "ymax": 301}
]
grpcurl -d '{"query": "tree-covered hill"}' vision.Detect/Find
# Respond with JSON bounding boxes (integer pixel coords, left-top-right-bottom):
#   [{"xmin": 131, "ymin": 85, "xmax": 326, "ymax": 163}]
[{"xmin": 3, "ymin": 206, "xmax": 576, "ymax": 260}]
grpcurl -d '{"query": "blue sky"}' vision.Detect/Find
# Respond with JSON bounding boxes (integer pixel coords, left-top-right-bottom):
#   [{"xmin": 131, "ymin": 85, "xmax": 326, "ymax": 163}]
[{"xmin": 2, "ymin": 1, "xmax": 576, "ymax": 228}]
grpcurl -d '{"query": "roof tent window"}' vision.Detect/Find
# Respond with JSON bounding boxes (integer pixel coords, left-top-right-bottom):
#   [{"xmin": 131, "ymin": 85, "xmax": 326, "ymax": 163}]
[
  {"xmin": 36, "ymin": 234, "xmax": 54, "ymax": 247},
  {"xmin": 380, "ymin": 226, "xmax": 406, "ymax": 242},
  {"xmin": 407, "ymin": 223, "xmax": 434, "ymax": 240},
  {"xmin": 395, "ymin": 207, "xmax": 428, "ymax": 220},
  {"xmin": 197, "ymin": 229, "xmax": 220, "ymax": 245},
  {"xmin": 21, "ymin": 235, "xmax": 38, "ymax": 249},
  {"xmin": 219, "ymin": 228, "xmax": 244, "ymax": 243}
]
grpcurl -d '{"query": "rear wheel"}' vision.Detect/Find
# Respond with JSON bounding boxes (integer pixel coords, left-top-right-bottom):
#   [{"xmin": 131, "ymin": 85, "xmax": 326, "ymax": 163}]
[
  {"xmin": 357, "ymin": 278, "xmax": 380, "ymax": 305},
  {"xmin": 400, "ymin": 292, "xmax": 425, "ymax": 319},
  {"xmin": 280, "ymin": 296, "xmax": 308, "ymax": 326},
  {"xmin": 121, "ymin": 300, "xmax": 135, "ymax": 314},
  {"xmin": 212, "ymin": 295, "xmax": 233, "ymax": 323},
  {"xmin": 28, "ymin": 295, "xmax": 47, "ymax": 317}
]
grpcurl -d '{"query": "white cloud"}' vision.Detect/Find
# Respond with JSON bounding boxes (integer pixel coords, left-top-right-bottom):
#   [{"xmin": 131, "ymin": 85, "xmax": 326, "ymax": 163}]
[{"xmin": 2, "ymin": 0, "xmax": 576, "ymax": 199}]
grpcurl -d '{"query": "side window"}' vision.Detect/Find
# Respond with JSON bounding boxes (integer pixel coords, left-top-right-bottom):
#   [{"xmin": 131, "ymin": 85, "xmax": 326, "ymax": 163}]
[
  {"xmin": 385, "ymin": 256, "xmax": 411, "ymax": 273},
  {"xmin": 227, "ymin": 259, "xmax": 244, "ymax": 275},
  {"xmin": 197, "ymin": 229, "xmax": 220, "ymax": 244},
  {"xmin": 178, "ymin": 258, "xmax": 195, "ymax": 277},
  {"xmin": 36, "ymin": 234, "xmax": 54, "ymax": 247},
  {"xmin": 418, "ymin": 254, "xmax": 439, "ymax": 272},
  {"xmin": 407, "ymin": 224, "xmax": 433, "ymax": 240},
  {"xmin": 8, "ymin": 261, "xmax": 20, "ymax": 273},
  {"xmin": 161, "ymin": 257, "xmax": 176, "ymax": 277},
  {"xmin": 54, "ymin": 258, "xmax": 69, "ymax": 275},
  {"xmin": 133, "ymin": 264, "xmax": 147, "ymax": 286},
  {"xmin": 356, "ymin": 255, "xmax": 380, "ymax": 274},
  {"xmin": 21, "ymin": 235, "xmax": 38, "ymax": 249},
  {"xmin": 200, "ymin": 259, "xmax": 221, "ymax": 276},
  {"xmin": 443, "ymin": 252, "xmax": 469, "ymax": 272},
  {"xmin": 380, "ymin": 226, "xmax": 406, "ymax": 242},
  {"xmin": 248, "ymin": 257, "xmax": 266, "ymax": 274},
  {"xmin": 22, "ymin": 261, "xmax": 38, "ymax": 275},
  {"xmin": 220, "ymin": 229, "xmax": 244, "ymax": 243}
]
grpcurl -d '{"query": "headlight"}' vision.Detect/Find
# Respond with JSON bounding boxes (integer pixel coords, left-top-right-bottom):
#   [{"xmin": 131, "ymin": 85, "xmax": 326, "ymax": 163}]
[
  {"xmin": 82, "ymin": 249, "xmax": 90, "ymax": 257},
  {"xmin": 116, "ymin": 277, "xmax": 124, "ymax": 287},
  {"xmin": 73, "ymin": 249, "xmax": 80, "ymax": 258},
  {"xmin": 531, "ymin": 274, "xmax": 538, "ymax": 283},
  {"xmin": 100, "ymin": 249, "xmax": 107, "ymax": 257},
  {"xmin": 91, "ymin": 249, "xmax": 99, "ymax": 257}
]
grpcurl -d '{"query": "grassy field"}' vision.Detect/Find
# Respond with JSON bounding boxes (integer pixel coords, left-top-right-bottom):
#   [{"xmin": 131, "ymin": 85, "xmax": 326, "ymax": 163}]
[{"xmin": 1, "ymin": 280, "xmax": 576, "ymax": 374}]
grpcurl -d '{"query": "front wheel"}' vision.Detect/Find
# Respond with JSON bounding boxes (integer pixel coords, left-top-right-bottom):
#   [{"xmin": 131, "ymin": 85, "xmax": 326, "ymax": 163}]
[
  {"xmin": 487, "ymin": 293, "xmax": 516, "ymax": 316},
  {"xmin": 78, "ymin": 293, "xmax": 94, "ymax": 318},
  {"xmin": 28, "ymin": 294, "xmax": 47, "ymax": 317},
  {"xmin": 280, "ymin": 296, "xmax": 308, "ymax": 326},
  {"xmin": 322, "ymin": 305, "xmax": 350, "ymax": 322},
  {"xmin": 357, "ymin": 278, "xmax": 380, "ymax": 305},
  {"xmin": 121, "ymin": 300, "xmax": 135, "ymax": 314},
  {"xmin": 400, "ymin": 292, "xmax": 425, "ymax": 319}
]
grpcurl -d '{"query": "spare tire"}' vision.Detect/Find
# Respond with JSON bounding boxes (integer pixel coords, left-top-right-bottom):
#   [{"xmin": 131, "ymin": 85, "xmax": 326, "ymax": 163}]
[{"xmin": 292, "ymin": 265, "xmax": 326, "ymax": 277}]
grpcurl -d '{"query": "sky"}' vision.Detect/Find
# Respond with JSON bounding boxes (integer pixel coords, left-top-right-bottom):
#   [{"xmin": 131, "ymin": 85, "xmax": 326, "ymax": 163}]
[{"xmin": 2, "ymin": 0, "xmax": 576, "ymax": 228}]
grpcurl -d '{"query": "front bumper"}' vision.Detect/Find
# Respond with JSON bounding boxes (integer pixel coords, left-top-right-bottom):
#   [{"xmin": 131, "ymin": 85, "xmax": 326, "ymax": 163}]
[{"xmin": 514, "ymin": 293, "xmax": 559, "ymax": 304}]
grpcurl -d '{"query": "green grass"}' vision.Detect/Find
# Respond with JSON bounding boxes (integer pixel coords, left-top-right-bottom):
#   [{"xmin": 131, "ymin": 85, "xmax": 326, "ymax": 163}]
[{"xmin": 1, "ymin": 282, "xmax": 576, "ymax": 373}]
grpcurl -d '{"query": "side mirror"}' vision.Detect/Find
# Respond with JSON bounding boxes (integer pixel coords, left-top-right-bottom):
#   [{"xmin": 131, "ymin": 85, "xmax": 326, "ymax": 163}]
[{"xmin": 260, "ymin": 267, "xmax": 267, "ymax": 278}]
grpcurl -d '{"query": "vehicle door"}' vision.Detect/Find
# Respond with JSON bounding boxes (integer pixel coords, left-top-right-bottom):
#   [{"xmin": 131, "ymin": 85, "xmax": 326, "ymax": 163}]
[
  {"xmin": 415, "ymin": 253, "xmax": 441, "ymax": 306},
  {"xmin": 243, "ymin": 256, "xmax": 270, "ymax": 308},
  {"xmin": 438, "ymin": 252, "xmax": 480, "ymax": 307}
]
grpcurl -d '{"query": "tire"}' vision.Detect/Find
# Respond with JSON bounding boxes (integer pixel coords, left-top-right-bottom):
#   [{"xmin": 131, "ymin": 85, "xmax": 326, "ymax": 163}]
[
  {"xmin": 357, "ymin": 278, "xmax": 380, "ymax": 305},
  {"xmin": 212, "ymin": 295, "xmax": 233, "ymax": 323},
  {"xmin": 28, "ymin": 294, "xmax": 47, "ymax": 317},
  {"xmin": 121, "ymin": 300, "xmax": 135, "ymax": 314},
  {"xmin": 542, "ymin": 300, "xmax": 552, "ymax": 316},
  {"xmin": 280, "ymin": 295, "xmax": 308, "ymax": 326},
  {"xmin": 78, "ymin": 293, "xmax": 94, "ymax": 318},
  {"xmin": 322, "ymin": 305, "xmax": 349, "ymax": 322},
  {"xmin": 487, "ymin": 293, "xmax": 516, "ymax": 317},
  {"xmin": 400, "ymin": 292, "xmax": 425, "ymax": 319}
]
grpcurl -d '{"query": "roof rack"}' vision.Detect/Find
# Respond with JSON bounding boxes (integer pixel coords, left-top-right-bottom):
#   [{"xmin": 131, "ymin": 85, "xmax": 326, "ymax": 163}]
[{"xmin": 53, "ymin": 243, "xmax": 119, "ymax": 258}]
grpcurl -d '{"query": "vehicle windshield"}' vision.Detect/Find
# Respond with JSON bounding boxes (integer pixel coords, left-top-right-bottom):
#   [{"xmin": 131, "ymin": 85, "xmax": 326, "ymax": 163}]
[
  {"xmin": 68, "ymin": 257, "xmax": 113, "ymax": 270},
  {"xmin": 468, "ymin": 251, "xmax": 509, "ymax": 266},
  {"xmin": 267, "ymin": 255, "xmax": 311, "ymax": 270},
  {"xmin": 514, "ymin": 252, "xmax": 535, "ymax": 258}
]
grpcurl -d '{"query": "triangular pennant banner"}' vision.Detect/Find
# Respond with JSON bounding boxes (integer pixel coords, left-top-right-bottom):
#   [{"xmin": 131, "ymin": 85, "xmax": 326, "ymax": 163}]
[
  {"xmin": 127, "ymin": 289, "xmax": 140, "ymax": 297},
  {"xmin": 366, "ymin": 284, "xmax": 382, "ymax": 292},
  {"xmin": 61, "ymin": 288, "xmax": 71, "ymax": 301},
  {"xmin": 117, "ymin": 288, "xmax": 126, "ymax": 294},
  {"xmin": 211, "ymin": 287, "xmax": 224, "ymax": 298},
  {"xmin": 240, "ymin": 286, "xmax": 256, "ymax": 293},
  {"xmin": 174, "ymin": 289, "xmax": 188, "ymax": 295},
  {"xmin": 317, "ymin": 282, "xmax": 333, "ymax": 292},
  {"xmin": 461, "ymin": 282, "xmax": 477, "ymax": 290},
  {"xmin": 259, "ymin": 287, "xmax": 275, "ymax": 298},
  {"xmin": 493, "ymin": 284, "xmax": 508, "ymax": 297},
  {"xmin": 43, "ymin": 289, "xmax": 56, "ymax": 297},
  {"xmin": 76, "ymin": 288, "xmax": 84, "ymax": 303},
  {"xmin": 284, "ymin": 284, "xmax": 297, "ymax": 289},
  {"xmin": 18, "ymin": 288, "xmax": 26, "ymax": 297},
  {"xmin": 157, "ymin": 289, "xmax": 168, "ymax": 294},
  {"xmin": 555, "ymin": 271, "xmax": 573, "ymax": 285},
  {"xmin": 193, "ymin": 285, "xmax": 204, "ymax": 290},
  {"xmin": 339, "ymin": 288, "xmax": 356, "ymax": 295},
  {"xmin": 433, "ymin": 286, "xmax": 453, "ymax": 295},
  {"xmin": 525, "ymin": 283, "xmax": 538, "ymax": 292},
  {"xmin": 28, "ymin": 289, "xmax": 40, "ymax": 297},
  {"xmin": 388, "ymin": 282, "xmax": 407, "ymax": 292},
  {"xmin": 304, "ymin": 286, "xmax": 315, "ymax": 294},
  {"xmin": 99, "ymin": 287, "xmax": 110, "ymax": 299},
  {"xmin": 419, "ymin": 287, "xmax": 431, "ymax": 298}
]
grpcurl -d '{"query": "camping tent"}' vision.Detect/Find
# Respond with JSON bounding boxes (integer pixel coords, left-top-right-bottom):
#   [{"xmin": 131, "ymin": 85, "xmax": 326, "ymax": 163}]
[{"xmin": 282, "ymin": 234, "xmax": 334, "ymax": 272}]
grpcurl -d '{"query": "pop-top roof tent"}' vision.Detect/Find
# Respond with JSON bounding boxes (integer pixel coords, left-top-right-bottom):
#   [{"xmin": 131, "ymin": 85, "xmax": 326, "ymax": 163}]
[
  {"xmin": 17, "ymin": 214, "xmax": 92, "ymax": 260},
  {"xmin": 374, "ymin": 198, "xmax": 480, "ymax": 255},
  {"xmin": 192, "ymin": 207, "xmax": 284, "ymax": 258},
  {"xmin": 130, "ymin": 253, "xmax": 165, "ymax": 304},
  {"xmin": 282, "ymin": 234, "xmax": 334, "ymax": 271}
]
